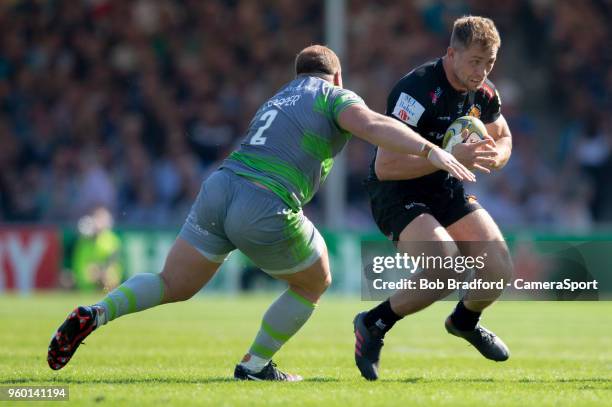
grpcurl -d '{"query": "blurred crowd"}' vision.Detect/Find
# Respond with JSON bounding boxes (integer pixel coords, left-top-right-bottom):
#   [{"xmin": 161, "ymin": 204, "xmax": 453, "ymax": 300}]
[{"xmin": 0, "ymin": 0, "xmax": 610, "ymax": 232}]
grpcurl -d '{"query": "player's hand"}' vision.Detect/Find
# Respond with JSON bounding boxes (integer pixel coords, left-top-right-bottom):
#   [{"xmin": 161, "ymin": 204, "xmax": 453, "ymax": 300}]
[
  {"xmin": 451, "ymin": 130, "xmax": 498, "ymax": 173},
  {"xmin": 427, "ymin": 146, "xmax": 476, "ymax": 182},
  {"xmin": 478, "ymin": 132, "xmax": 500, "ymax": 170}
]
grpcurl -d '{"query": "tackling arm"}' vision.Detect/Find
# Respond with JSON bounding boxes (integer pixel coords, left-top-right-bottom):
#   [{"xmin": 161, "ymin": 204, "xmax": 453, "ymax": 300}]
[
  {"xmin": 374, "ymin": 148, "xmax": 438, "ymax": 180},
  {"xmin": 337, "ymin": 104, "xmax": 435, "ymax": 157},
  {"xmin": 337, "ymin": 104, "xmax": 475, "ymax": 182}
]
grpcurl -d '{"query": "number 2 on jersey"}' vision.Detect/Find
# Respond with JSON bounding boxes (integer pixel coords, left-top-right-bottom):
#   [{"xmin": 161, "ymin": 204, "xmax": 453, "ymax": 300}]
[{"xmin": 250, "ymin": 109, "xmax": 278, "ymax": 145}]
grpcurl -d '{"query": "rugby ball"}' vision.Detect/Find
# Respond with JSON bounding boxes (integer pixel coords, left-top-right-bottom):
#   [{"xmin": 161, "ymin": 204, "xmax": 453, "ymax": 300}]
[{"xmin": 442, "ymin": 116, "xmax": 488, "ymax": 152}]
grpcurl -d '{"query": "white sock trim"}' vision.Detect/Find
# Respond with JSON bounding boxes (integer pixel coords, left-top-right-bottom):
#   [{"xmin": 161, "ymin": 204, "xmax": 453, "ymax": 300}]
[
  {"xmin": 92, "ymin": 305, "xmax": 107, "ymax": 327},
  {"xmin": 239, "ymin": 354, "xmax": 270, "ymax": 373}
]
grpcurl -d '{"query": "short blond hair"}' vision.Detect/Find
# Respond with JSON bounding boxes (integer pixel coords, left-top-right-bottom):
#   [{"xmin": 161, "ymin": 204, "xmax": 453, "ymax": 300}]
[
  {"xmin": 295, "ymin": 45, "xmax": 341, "ymax": 76},
  {"xmin": 450, "ymin": 16, "xmax": 501, "ymax": 51}
]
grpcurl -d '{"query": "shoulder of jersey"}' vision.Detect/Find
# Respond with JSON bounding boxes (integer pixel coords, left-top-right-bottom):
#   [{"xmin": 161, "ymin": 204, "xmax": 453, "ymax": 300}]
[
  {"xmin": 398, "ymin": 59, "xmax": 437, "ymax": 84},
  {"xmin": 479, "ymin": 78, "xmax": 497, "ymax": 101}
]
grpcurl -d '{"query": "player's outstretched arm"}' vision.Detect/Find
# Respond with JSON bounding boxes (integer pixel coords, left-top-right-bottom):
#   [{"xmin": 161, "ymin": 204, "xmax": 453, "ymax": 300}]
[
  {"xmin": 374, "ymin": 148, "xmax": 438, "ymax": 180},
  {"xmin": 337, "ymin": 104, "xmax": 475, "ymax": 182}
]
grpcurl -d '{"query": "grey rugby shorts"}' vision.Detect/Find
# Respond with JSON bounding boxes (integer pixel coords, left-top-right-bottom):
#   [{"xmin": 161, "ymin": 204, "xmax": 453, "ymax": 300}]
[{"xmin": 179, "ymin": 168, "xmax": 326, "ymax": 275}]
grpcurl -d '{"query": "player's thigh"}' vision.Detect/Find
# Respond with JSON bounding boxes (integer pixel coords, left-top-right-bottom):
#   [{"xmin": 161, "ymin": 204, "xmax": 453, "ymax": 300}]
[
  {"xmin": 390, "ymin": 214, "xmax": 462, "ymax": 314},
  {"xmin": 165, "ymin": 169, "xmax": 237, "ymax": 302},
  {"xmin": 179, "ymin": 168, "xmax": 237, "ymax": 262},
  {"xmin": 446, "ymin": 209, "xmax": 512, "ymax": 280},
  {"xmin": 399, "ymin": 212, "xmax": 455, "ymax": 242},
  {"xmin": 446, "ymin": 208, "xmax": 504, "ymax": 241},
  {"xmin": 398, "ymin": 213, "xmax": 461, "ymax": 279},
  {"xmin": 160, "ymin": 238, "xmax": 222, "ymax": 303},
  {"xmin": 398, "ymin": 213, "xmax": 458, "ymax": 261},
  {"xmin": 234, "ymin": 219, "xmax": 328, "ymax": 294},
  {"xmin": 224, "ymin": 182, "xmax": 326, "ymax": 282}
]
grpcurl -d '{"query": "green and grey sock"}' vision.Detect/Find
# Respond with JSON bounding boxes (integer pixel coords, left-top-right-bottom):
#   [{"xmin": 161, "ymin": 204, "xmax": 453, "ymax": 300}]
[
  {"xmin": 241, "ymin": 289, "xmax": 316, "ymax": 372},
  {"xmin": 94, "ymin": 273, "xmax": 165, "ymax": 326}
]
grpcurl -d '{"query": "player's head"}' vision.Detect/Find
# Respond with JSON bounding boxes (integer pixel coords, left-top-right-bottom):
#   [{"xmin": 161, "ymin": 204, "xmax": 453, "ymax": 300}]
[
  {"xmin": 295, "ymin": 45, "xmax": 343, "ymax": 87},
  {"xmin": 446, "ymin": 16, "xmax": 500, "ymax": 91}
]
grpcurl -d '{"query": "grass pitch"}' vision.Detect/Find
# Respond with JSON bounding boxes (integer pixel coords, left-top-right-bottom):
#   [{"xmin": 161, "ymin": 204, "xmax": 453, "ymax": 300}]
[{"xmin": 0, "ymin": 294, "xmax": 610, "ymax": 406}]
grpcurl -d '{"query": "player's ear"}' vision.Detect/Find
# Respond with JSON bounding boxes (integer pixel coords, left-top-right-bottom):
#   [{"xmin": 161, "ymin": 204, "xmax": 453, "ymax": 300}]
[
  {"xmin": 334, "ymin": 71, "xmax": 343, "ymax": 88},
  {"xmin": 447, "ymin": 47, "xmax": 455, "ymax": 60}
]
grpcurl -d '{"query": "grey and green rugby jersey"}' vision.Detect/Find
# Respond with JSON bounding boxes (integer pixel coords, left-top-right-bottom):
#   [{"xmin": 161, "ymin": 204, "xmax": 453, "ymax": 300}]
[{"xmin": 221, "ymin": 75, "xmax": 365, "ymax": 211}]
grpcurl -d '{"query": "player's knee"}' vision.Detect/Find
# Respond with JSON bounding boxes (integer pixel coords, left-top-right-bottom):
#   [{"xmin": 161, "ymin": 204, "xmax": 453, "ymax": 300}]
[
  {"xmin": 435, "ymin": 240, "xmax": 461, "ymax": 258},
  {"xmin": 307, "ymin": 271, "xmax": 331, "ymax": 296},
  {"xmin": 499, "ymin": 247, "xmax": 514, "ymax": 281},
  {"xmin": 444, "ymin": 244, "xmax": 468, "ymax": 281},
  {"xmin": 174, "ymin": 287, "xmax": 199, "ymax": 302},
  {"xmin": 290, "ymin": 271, "xmax": 331, "ymax": 302},
  {"xmin": 158, "ymin": 271, "xmax": 174, "ymax": 302},
  {"xmin": 321, "ymin": 271, "xmax": 332, "ymax": 292},
  {"xmin": 159, "ymin": 270, "xmax": 195, "ymax": 303},
  {"xmin": 486, "ymin": 245, "xmax": 513, "ymax": 281}
]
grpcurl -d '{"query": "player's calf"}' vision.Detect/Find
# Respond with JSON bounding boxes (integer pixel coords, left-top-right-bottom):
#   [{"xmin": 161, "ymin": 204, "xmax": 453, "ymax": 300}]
[
  {"xmin": 237, "ymin": 254, "xmax": 329, "ymax": 378},
  {"xmin": 461, "ymin": 240, "xmax": 513, "ymax": 311},
  {"xmin": 158, "ymin": 238, "xmax": 221, "ymax": 303}
]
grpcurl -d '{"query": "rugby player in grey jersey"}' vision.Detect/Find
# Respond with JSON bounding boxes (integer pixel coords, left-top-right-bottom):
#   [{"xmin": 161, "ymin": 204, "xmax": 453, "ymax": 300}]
[{"xmin": 47, "ymin": 45, "xmax": 482, "ymax": 381}]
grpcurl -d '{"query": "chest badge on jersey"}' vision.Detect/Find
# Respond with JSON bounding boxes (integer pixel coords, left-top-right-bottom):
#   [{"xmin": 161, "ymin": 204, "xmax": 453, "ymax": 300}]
[
  {"xmin": 392, "ymin": 92, "xmax": 425, "ymax": 126},
  {"xmin": 468, "ymin": 104, "xmax": 482, "ymax": 118}
]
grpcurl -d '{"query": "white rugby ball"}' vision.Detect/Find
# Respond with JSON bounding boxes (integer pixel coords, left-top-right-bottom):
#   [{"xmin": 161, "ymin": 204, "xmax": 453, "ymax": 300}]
[{"xmin": 442, "ymin": 116, "xmax": 488, "ymax": 152}]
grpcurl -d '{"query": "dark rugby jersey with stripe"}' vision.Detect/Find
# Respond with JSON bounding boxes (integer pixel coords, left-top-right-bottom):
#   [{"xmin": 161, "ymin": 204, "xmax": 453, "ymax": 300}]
[{"xmin": 367, "ymin": 57, "xmax": 501, "ymax": 193}]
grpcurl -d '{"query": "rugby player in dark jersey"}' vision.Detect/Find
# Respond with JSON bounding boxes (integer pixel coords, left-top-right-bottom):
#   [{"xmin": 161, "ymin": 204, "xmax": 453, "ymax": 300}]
[{"xmin": 354, "ymin": 16, "xmax": 514, "ymax": 380}]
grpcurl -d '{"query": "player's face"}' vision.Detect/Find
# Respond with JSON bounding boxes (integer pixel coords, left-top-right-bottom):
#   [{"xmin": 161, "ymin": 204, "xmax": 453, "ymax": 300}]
[{"xmin": 450, "ymin": 44, "xmax": 497, "ymax": 91}]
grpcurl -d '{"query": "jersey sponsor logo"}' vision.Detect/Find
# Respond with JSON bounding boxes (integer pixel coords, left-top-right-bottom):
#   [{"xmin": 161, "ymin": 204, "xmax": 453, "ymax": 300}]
[
  {"xmin": 437, "ymin": 116, "xmax": 451, "ymax": 121},
  {"xmin": 429, "ymin": 87, "xmax": 443, "ymax": 104},
  {"xmin": 392, "ymin": 92, "xmax": 425, "ymax": 126},
  {"xmin": 468, "ymin": 104, "xmax": 481, "ymax": 118}
]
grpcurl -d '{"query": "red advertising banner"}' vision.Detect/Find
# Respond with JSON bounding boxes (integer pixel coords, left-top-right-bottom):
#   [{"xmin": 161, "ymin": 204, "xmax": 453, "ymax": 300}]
[{"xmin": 0, "ymin": 226, "xmax": 62, "ymax": 292}]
